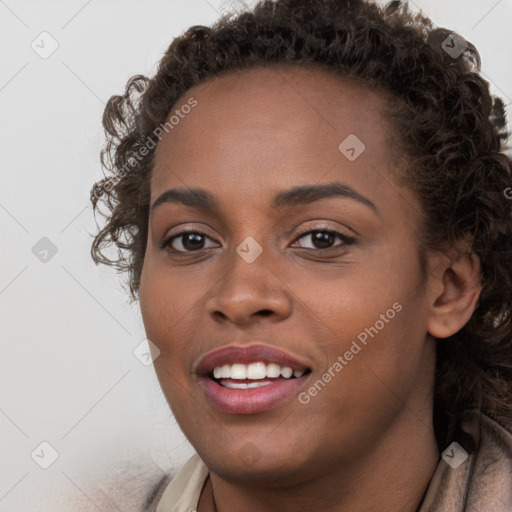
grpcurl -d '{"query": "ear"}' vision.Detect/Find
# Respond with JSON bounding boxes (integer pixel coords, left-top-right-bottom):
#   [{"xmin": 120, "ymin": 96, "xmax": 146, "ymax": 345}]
[{"xmin": 426, "ymin": 247, "xmax": 482, "ymax": 339}]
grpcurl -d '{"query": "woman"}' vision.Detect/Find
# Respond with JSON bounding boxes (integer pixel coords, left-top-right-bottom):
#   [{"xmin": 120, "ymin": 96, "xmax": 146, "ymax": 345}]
[{"xmin": 90, "ymin": 0, "xmax": 512, "ymax": 510}]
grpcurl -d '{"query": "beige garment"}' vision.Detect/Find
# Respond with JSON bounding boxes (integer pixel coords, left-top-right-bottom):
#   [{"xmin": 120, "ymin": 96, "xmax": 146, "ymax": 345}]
[
  {"xmin": 154, "ymin": 453, "xmax": 208, "ymax": 512},
  {"xmin": 152, "ymin": 409, "xmax": 512, "ymax": 512}
]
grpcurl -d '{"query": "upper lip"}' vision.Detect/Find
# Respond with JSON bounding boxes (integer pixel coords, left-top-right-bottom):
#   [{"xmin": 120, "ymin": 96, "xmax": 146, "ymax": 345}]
[{"xmin": 195, "ymin": 343, "xmax": 311, "ymax": 377}]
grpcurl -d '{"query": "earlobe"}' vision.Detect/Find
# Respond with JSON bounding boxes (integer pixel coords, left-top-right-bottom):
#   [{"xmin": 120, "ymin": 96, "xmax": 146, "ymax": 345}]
[{"xmin": 427, "ymin": 250, "xmax": 482, "ymax": 339}]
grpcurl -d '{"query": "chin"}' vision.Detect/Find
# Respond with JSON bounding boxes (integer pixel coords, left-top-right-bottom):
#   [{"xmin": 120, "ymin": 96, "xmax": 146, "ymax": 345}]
[{"xmin": 203, "ymin": 448, "xmax": 311, "ymax": 486}]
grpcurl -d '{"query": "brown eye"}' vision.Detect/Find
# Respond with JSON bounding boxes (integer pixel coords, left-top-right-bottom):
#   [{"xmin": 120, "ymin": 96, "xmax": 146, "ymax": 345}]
[
  {"xmin": 291, "ymin": 228, "xmax": 356, "ymax": 251},
  {"xmin": 160, "ymin": 230, "xmax": 218, "ymax": 253}
]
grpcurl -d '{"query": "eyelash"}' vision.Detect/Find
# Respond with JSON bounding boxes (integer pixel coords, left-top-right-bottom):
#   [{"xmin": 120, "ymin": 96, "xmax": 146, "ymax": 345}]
[{"xmin": 159, "ymin": 227, "xmax": 356, "ymax": 255}]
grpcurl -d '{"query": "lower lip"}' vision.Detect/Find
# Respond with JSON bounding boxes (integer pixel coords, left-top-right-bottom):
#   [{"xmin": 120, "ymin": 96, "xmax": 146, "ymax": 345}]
[{"xmin": 201, "ymin": 375, "xmax": 310, "ymax": 414}]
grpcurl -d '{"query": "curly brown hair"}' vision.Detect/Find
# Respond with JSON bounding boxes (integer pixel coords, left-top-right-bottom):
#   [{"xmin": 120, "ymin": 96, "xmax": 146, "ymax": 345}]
[{"xmin": 90, "ymin": 0, "xmax": 512, "ymax": 430}]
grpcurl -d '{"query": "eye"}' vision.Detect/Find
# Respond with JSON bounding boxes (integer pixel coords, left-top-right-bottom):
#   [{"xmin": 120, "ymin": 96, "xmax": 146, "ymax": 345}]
[
  {"xmin": 159, "ymin": 230, "xmax": 218, "ymax": 254},
  {"xmin": 159, "ymin": 226, "xmax": 356, "ymax": 255},
  {"xmin": 290, "ymin": 227, "xmax": 356, "ymax": 251}
]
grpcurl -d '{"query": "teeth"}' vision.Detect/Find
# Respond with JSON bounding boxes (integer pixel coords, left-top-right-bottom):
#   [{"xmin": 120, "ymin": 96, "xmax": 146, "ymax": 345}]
[
  {"xmin": 211, "ymin": 361, "xmax": 307, "ymax": 380},
  {"xmin": 266, "ymin": 363, "xmax": 281, "ymax": 378},
  {"xmin": 220, "ymin": 380, "xmax": 273, "ymax": 389},
  {"xmin": 213, "ymin": 364, "xmax": 231, "ymax": 379},
  {"xmin": 220, "ymin": 364, "xmax": 231, "ymax": 378},
  {"xmin": 280, "ymin": 366, "xmax": 293, "ymax": 378},
  {"xmin": 246, "ymin": 362, "xmax": 266, "ymax": 379},
  {"xmin": 230, "ymin": 364, "xmax": 247, "ymax": 379}
]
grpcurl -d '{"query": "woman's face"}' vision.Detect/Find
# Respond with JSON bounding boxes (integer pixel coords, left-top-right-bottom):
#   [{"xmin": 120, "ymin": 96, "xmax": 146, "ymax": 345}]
[{"xmin": 139, "ymin": 65, "xmax": 437, "ymax": 483}]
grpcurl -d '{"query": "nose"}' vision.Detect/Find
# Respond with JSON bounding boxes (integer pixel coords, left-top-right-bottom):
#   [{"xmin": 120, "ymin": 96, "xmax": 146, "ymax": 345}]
[{"xmin": 205, "ymin": 246, "xmax": 293, "ymax": 326}]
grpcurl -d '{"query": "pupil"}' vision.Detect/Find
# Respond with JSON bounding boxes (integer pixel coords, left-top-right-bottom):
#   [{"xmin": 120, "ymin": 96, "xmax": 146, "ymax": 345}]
[
  {"xmin": 313, "ymin": 231, "xmax": 334, "ymax": 249},
  {"xmin": 183, "ymin": 233, "xmax": 204, "ymax": 251}
]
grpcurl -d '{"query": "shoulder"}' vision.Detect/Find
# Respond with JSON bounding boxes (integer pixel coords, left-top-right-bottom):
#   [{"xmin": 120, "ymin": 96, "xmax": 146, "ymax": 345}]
[
  {"xmin": 420, "ymin": 408, "xmax": 512, "ymax": 512},
  {"xmin": 478, "ymin": 411, "xmax": 512, "ymax": 457},
  {"xmin": 142, "ymin": 453, "xmax": 209, "ymax": 512},
  {"xmin": 140, "ymin": 473, "xmax": 174, "ymax": 512},
  {"xmin": 461, "ymin": 409, "xmax": 512, "ymax": 510}
]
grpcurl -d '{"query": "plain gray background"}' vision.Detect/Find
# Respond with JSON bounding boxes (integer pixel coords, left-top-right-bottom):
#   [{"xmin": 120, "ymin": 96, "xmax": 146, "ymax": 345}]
[{"xmin": 1, "ymin": 0, "xmax": 511, "ymax": 510}]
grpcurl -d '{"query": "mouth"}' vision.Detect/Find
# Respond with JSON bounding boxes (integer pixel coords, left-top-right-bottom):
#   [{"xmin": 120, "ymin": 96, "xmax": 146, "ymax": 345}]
[
  {"xmin": 195, "ymin": 343, "xmax": 313, "ymax": 414},
  {"xmin": 208, "ymin": 362, "xmax": 312, "ymax": 388},
  {"xmin": 201, "ymin": 368, "xmax": 313, "ymax": 415}
]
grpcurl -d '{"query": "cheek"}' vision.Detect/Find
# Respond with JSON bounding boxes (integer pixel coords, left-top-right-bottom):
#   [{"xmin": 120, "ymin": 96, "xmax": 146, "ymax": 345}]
[
  {"xmin": 139, "ymin": 262, "xmax": 186, "ymax": 374},
  {"xmin": 138, "ymin": 261, "xmax": 214, "ymax": 401},
  {"xmin": 328, "ymin": 305, "xmax": 428, "ymax": 424},
  {"xmin": 139, "ymin": 260, "xmax": 202, "ymax": 339},
  {"xmin": 304, "ymin": 242, "xmax": 428, "ymax": 390},
  {"xmin": 139, "ymin": 263, "xmax": 166, "ymax": 345},
  {"xmin": 139, "ymin": 268, "xmax": 196, "ymax": 417}
]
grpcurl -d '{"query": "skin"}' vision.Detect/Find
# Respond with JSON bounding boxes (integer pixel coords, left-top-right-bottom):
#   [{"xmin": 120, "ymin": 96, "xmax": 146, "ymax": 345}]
[{"xmin": 138, "ymin": 65, "xmax": 482, "ymax": 512}]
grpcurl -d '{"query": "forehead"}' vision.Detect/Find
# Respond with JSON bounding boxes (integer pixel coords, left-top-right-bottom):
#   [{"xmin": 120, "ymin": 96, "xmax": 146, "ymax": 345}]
[
  {"xmin": 190, "ymin": 64, "xmax": 387, "ymax": 115},
  {"xmin": 151, "ymin": 64, "xmax": 396, "ymax": 202}
]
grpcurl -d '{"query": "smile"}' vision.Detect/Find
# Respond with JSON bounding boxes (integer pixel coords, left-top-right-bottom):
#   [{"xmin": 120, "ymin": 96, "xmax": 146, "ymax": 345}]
[
  {"xmin": 202, "ymin": 366, "xmax": 312, "ymax": 414},
  {"xmin": 195, "ymin": 343, "xmax": 313, "ymax": 414}
]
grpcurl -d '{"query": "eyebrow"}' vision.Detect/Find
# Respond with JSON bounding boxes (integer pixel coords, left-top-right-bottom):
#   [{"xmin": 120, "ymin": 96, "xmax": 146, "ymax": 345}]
[{"xmin": 150, "ymin": 181, "xmax": 379, "ymax": 216}]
